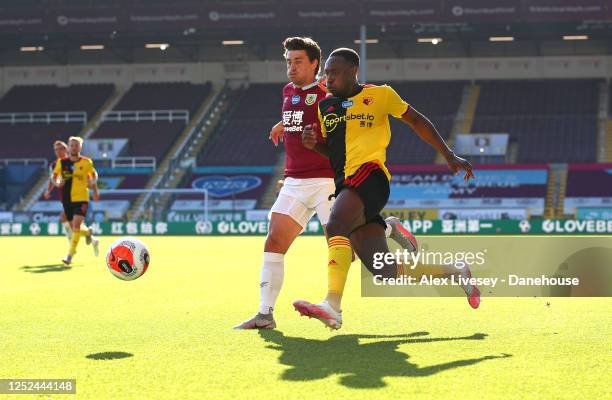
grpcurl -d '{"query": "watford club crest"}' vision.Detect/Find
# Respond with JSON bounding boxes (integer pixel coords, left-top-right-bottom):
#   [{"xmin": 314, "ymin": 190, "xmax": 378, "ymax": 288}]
[
  {"xmin": 305, "ymin": 93, "xmax": 317, "ymax": 106},
  {"xmin": 363, "ymin": 97, "xmax": 374, "ymax": 105}
]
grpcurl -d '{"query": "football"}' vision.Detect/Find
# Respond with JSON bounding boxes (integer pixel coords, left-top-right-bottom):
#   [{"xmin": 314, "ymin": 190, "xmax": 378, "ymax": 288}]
[{"xmin": 106, "ymin": 237, "xmax": 150, "ymax": 281}]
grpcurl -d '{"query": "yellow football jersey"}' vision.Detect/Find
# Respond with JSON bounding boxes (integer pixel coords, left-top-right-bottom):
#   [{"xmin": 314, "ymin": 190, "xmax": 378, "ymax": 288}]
[
  {"xmin": 53, "ymin": 156, "xmax": 96, "ymax": 203},
  {"xmin": 317, "ymin": 84, "xmax": 409, "ymax": 184}
]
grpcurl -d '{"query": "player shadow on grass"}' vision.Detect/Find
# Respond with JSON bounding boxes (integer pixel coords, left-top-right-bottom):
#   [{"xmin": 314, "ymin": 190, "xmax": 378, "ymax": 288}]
[
  {"xmin": 259, "ymin": 330, "xmax": 511, "ymax": 389},
  {"xmin": 86, "ymin": 352, "xmax": 134, "ymax": 360},
  {"xmin": 21, "ymin": 264, "xmax": 74, "ymax": 273}
]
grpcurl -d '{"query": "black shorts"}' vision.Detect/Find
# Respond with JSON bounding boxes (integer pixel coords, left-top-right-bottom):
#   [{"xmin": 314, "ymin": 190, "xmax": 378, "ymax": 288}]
[
  {"xmin": 335, "ymin": 162, "xmax": 390, "ymax": 228},
  {"xmin": 62, "ymin": 201, "xmax": 89, "ymax": 221}
]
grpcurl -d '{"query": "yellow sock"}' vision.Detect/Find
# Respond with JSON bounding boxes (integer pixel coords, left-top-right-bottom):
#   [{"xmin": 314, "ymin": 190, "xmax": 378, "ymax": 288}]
[
  {"xmin": 397, "ymin": 263, "xmax": 406, "ymax": 278},
  {"xmin": 327, "ymin": 236, "xmax": 353, "ymax": 295},
  {"xmin": 69, "ymin": 230, "xmax": 81, "ymax": 255}
]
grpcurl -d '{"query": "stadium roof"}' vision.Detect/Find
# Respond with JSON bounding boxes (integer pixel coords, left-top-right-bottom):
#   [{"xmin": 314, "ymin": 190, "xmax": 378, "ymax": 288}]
[{"xmin": 0, "ymin": 1, "xmax": 610, "ymax": 66}]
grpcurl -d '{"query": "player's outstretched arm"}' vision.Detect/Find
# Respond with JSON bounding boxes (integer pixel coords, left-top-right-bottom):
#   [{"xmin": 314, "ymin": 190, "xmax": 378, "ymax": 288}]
[
  {"xmin": 301, "ymin": 123, "xmax": 329, "ymax": 158},
  {"xmin": 400, "ymin": 107, "xmax": 475, "ymax": 181}
]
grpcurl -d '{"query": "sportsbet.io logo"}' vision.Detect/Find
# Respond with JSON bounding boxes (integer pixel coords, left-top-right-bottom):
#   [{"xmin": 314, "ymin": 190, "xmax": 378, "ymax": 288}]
[
  {"xmin": 323, "ymin": 112, "xmax": 375, "ymax": 133},
  {"xmin": 323, "ymin": 113, "xmax": 340, "ymax": 132}
]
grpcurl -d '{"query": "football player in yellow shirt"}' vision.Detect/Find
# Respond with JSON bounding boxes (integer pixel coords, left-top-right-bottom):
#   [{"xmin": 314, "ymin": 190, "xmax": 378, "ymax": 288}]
[
  {"xmin": 44, "ymin": 140, "xmax": 99, "ymax": 252},
  {"xmin": 295, "ymin": 48, "xmax": 478, "ymax": 329},
  {"xmin": 52, "ymin": 136, "xmax": 100, "ymax": 265}
]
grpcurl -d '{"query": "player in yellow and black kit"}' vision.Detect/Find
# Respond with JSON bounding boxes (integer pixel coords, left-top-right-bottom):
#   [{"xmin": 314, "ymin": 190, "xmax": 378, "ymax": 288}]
[
  {"xmin": 45, "ymin": 140, "xmax": 99, "ymax": 252},
  {"xmin": 297, "ymin": 48, "xmax": 477, "ymax": 328},
  {"xmin": 52, "ymin": 136, "xmax": 100, "ymax": 265}
]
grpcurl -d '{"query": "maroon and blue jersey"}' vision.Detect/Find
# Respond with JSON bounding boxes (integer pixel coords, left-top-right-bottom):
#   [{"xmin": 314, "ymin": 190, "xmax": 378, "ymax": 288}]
[{"xmin": 281, "ymin": 80, "xmax": 334, "ymax": 179}]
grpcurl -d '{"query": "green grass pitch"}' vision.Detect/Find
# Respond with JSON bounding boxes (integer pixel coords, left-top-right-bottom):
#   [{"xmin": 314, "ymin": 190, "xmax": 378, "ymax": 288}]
[{"xmin": 0, "ymin": 236, "xmax": 610, "ymax": 399}]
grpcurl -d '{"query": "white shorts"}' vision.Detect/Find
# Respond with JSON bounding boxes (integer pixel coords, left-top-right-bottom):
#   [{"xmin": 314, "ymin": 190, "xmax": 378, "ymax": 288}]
[{"xmin": 269, "ymin": 177, "xmax": 336, "ymax": 227}]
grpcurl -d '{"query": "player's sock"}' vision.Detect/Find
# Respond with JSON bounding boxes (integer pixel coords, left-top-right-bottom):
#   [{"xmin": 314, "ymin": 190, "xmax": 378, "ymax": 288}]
[
  {"xmin": 62, "ymin": 222, "xmax": 72, "ymax": 241},
  {"xmin": 327, "ymin": 236, "xmax": 353, "ymax": 298},
  {"xmin": 458, "ymin": 266, "xmax": 476, "ymax": 296},
  {"xmin": 258, "ymin": 252, "xmax": 284, "ymax": 315},
  {"xmin": 81, "ymin": 224, "xmax": 93, "ymax": 245},
  {"xmin": 80, "ymin": 225, "xmax": 91, "ymax": 236},
  {"xmin": 69, "ymin": 230, "xmax": 81, "ymax": 256},
  {"xmin": 384, "ymin": 223, "xmax": 393, "ymax": 238},
  {"xmin": 396, "ymin": 262, "xmax": 406, "ymax": 278}
]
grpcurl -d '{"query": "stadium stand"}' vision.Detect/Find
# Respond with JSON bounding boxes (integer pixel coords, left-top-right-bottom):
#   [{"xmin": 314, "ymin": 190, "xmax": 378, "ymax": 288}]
[
  {"xmin": 0, "ymin": 78, "xmax": 604, "ymax": 219},
  {"xmin": 91, "ymin": 82, "xmax": 212, "ymax": 162},
  {"xmin": 563, "ymin": 163, "xmax": 612, "ymax": 217},
  {"xmin": 92, "ymin": 121, "xmax": 186, "ymax": 161},
  {"xmin": 0, "ymin": 164, "xmax": 6, "ymax": 209},
  {"xmin": 609, "ymin": 81, "xmax": 612, "ymax": 117},
  {"xmin": 386, "ymin": 81, "xmax": 466, "ymax": 164},
  {"xmin": 0, "ymin": 123, "xmax": 83, "ymax": 160},
  {"xmin": 23, "ymin": 82, "xmax": 212, "ymax": 216},
  {"xmin": 198, "ymin": 81, "xmax": 465, "ymax": 167},
  {"xmin": 472, "ymin": 79, "xmax": 600, "ymax": 163},
  {"xmin": 0, "ymin": 84, "xmax": 114, "ymax": 116},
  {"xmin": 113, "ymin": 82, "xmax": 211, "ymax": 114},
  {"xmin": 197, "ymin": 84, "xmax": 283, "ymax": 166},
  {"xmin": 0, "ymin": 84, "xmax": 115, "ymax": 160},
  {"xmin": 0, "ymin": 162, "xmax": 43, "ymax": 209}
]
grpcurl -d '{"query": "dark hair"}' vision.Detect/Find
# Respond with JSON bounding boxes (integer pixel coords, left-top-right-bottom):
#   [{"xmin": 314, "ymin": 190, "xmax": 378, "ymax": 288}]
[
  {"xmin": 283, "ymin": 37, "xmax": 322, "ymax": 75},
  {"xmin": 329, "ymin": 47, "xmax": 360, "ymax": 67}
]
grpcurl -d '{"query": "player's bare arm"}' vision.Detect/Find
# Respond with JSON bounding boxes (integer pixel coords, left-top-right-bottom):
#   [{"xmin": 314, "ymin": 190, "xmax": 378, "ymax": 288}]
[
  {"xmin": 91, "ymin": 182, "xmax": 100, "ymax": 201},
  {"xmin": 89, "ymin": 170, "xmax": 100, "ymax": 201},
  {"xmin": 92, "ymin": 178, "xmax": 100, "ymax": 202},
  {"xmin": 89, "ymin": 169, "xmax": 99, "ymax": 186},
  {"xmin": 43, "ymin": 177, "xmax": 56, "ymax": 199},
  {"xmin": 400, "ymin": 106, "xmax": 475, "ymax": 181},
  {"xmin": 269, "ymin": 120, "xmax": 284, "ymax": 146},
  {"xmin": 301, "ymin": 123, "xmax": 329, "ymax": 157}
]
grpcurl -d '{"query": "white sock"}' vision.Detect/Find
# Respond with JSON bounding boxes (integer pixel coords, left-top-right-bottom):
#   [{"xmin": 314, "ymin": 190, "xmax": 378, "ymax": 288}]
[
  {"xmin": 258, "ymin": 252, "xmax": 284, "ymax": 315},
  {"xmin": 459, "ymin": 266, "xmax": 475, "ymax": 296},
  {"xmin": 62, "ymin": 222, "xmax": 72, "ymax": 241}
]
